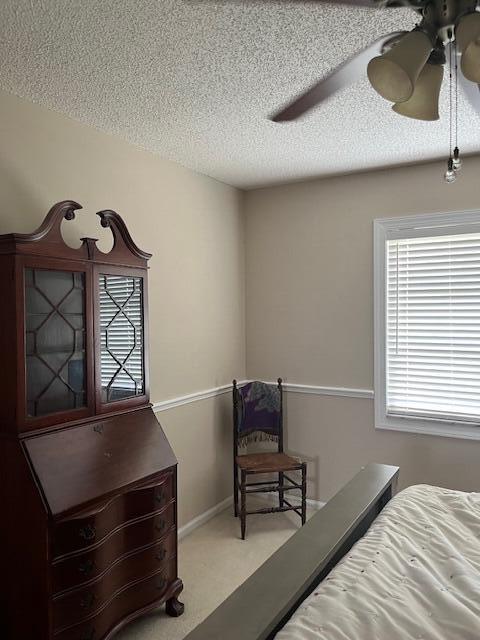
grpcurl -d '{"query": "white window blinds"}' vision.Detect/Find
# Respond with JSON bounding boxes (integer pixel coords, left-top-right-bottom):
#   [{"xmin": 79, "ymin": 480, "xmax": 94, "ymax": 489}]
[
  {"xmin": 99, "ymin": 274, "xmax": 145, "ymax": 403},
  {"xmin": 386, "ymin": 231, "xmax": 480, "ymax": 424}
]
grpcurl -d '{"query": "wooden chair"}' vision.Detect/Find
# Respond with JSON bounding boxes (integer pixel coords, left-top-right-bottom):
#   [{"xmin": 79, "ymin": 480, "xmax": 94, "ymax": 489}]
[{"xmin": 233, "ymin": 379, "xmax": 307, "ymax": 540}]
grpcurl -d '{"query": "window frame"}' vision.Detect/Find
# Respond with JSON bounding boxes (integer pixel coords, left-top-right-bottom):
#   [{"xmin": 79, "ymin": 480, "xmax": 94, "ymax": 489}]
[{"xmin": 374, "ymin": 209, "xmax": 480, "ymax": 441}]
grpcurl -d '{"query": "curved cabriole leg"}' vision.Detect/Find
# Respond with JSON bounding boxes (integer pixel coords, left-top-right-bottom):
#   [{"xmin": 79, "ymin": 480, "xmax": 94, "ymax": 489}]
[{"xmin": 166, "ymin": 595, "xmax": 185, "ymax": 617}]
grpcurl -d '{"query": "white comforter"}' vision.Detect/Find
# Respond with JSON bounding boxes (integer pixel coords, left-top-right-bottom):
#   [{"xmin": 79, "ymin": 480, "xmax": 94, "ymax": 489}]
[{"xmin": 276, "ymin": 484, "xmax": 480, "ymax": 640}]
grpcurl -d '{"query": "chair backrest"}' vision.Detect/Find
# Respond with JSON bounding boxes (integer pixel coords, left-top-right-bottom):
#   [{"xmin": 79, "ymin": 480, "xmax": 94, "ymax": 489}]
[{"xmin": 233, "ymin": 379, "xmax": 283, "ymax": 456}]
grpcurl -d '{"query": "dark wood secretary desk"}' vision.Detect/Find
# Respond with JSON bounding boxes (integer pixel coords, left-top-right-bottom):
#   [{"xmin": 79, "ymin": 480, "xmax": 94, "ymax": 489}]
[{"xmin": 0, "ymin": 201, "xmax": 184, "ymax": 640}]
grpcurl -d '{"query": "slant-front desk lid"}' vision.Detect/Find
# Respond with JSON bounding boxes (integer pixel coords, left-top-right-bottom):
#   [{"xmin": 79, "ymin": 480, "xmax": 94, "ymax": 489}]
[{"xmin": 24, "ymin": 407, "xmax": 177, "ymax": 518}]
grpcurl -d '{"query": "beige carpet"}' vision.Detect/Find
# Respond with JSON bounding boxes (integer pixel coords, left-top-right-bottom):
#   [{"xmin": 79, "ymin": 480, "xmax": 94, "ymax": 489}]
[{"xmin": 116, "ymin": 498, "xmax": 314, "ymax": 640}]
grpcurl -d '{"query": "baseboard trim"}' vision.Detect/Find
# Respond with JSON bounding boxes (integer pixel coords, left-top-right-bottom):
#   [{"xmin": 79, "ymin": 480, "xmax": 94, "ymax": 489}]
[
  {"xmin": 177, "ymin": 491, "xmax": 324, "ymax": 541},
  {"xmin": 153, "ymin": 380, "xmax": 373, "ymax": 413},
  {"xmin": 178, "ymin": 495, "xmax": 232, "ymax": 540}
]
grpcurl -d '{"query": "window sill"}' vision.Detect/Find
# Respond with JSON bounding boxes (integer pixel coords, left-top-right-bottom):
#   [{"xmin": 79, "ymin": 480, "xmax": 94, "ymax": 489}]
[{"xmin": 375, "ymin": 418, "xmax": 480, "ymax": 441}]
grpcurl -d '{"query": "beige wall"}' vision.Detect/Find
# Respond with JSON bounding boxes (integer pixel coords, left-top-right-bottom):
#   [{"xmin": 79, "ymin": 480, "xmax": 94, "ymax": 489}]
[
  {"xmin": 5, "ymin": 85, "xmax": 480, "ymax": 522},
  {"xmin": 245, "ymin": 158, "xmax": 480, "ymax": 501},
  {"xmin": 0, "ymin": 90, "xmax": 245, "ymax": 526},
  {"xmin": 158, "ymin": 394, "xmax": 233, "ymax": 525}
]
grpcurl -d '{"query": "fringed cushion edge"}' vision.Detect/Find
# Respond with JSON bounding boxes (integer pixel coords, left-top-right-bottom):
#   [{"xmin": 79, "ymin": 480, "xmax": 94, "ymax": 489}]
[{"xmin": 238, "ymin": 431, "xmax": 279, "ymax": 448}]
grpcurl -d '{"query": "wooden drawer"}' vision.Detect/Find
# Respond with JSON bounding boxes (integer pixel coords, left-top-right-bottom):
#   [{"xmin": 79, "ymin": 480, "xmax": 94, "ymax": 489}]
[
  {"xmin": 52, "ymin": 505, "xmax": 175, "ymax": 593},
  {"xmin": 52, "ymin": 473, "xmax": 174, "ymax": 558},
  {"xmin": 54, "ymin": 565, "xmax": 176, "ymax": 639},
  {"xmin": 53, "ymin": 537, "xmax": 176, "ymax": 631}
]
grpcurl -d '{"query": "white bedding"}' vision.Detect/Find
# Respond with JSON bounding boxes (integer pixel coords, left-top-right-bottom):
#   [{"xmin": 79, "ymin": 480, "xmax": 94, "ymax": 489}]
[{"xmin": 276, "ymin": 484, "xmax": 480, "ymax": 640}]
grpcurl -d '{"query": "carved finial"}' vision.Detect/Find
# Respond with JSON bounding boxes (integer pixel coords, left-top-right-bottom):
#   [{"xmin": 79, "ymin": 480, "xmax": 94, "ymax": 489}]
[
  {"xmin": 99, "ymin": 215, "xmax": 111, "ymax": 229},
  {"xmin": 96, "ymin": 209, "xmax": 152, "ymax": 261},
  {"xmin": 13, "ymin": 200, "xmax": 83, "ymax": 245},
  {"xmin": 38, "ymin": 200, "xmax": 83, "ymax": 235},
  {"xmin": 80, "ymin": 237, "xmax": 99, "ymax": 261},
  {"xmin": 61, "ymin": 202, "xmax": 81, "ymax": 221}
]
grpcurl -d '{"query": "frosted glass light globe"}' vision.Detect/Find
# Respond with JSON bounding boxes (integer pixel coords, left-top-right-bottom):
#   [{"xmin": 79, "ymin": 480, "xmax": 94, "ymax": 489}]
[{"xmin": 444, "ymin": 168, "xmax": 457, "ymax": 183}]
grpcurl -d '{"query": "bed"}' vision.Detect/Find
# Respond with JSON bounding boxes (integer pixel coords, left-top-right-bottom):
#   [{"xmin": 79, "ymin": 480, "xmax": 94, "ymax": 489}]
[{"xmin": 184, "ymin": 464, "xmax": 480, "ymax": 640}]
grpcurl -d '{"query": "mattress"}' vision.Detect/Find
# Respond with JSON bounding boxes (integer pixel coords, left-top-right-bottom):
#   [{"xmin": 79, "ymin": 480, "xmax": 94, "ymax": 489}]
[{"xmin": 276, "ymin": 484, "xmax": 480, "ymax": 640}]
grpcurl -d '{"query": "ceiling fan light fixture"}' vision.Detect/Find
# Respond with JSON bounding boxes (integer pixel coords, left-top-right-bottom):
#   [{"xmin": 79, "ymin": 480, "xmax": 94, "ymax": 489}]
[
  {"xmin": 456, "ymin": 12, "xmax": 480, "ymax": 83},
  {"xmin": 367, "ymin": 29, "xmax": 433, "ymax": 103},
  {"xmin": 392, "ymin": 61, "xmax": 443, "ymax": 121},
  {"xmin": 444, "ymin": 157, "xmax": 457, "ymax": 183}
]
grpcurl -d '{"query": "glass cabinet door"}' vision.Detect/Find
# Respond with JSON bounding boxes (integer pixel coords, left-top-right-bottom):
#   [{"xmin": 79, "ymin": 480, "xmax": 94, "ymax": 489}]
[
  {"xmin": 98, "ymin": 274, "xmax": 145, "ymax": 403},
  {"xmin": 25, "ymin": 268, "xmax": 87, "ymax": 417}
]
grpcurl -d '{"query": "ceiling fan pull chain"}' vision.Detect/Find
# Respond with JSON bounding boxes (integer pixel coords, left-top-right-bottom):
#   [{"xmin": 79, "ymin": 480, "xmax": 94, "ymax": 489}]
[
  {"xmin": 444, "ymin": 32, "xmax": 457, "ymax": 183},
  {"xmin": 453, "ymin": 39, "xmax": 462, "ymax": 172},
  {"xmin": 449, "ymin": 34, "xmax": 453, "ymax": 161}
]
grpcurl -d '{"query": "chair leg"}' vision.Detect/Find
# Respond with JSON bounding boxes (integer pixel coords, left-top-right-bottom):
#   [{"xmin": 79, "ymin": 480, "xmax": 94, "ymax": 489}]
[
  {"xmin": 278, "ymin": 471, "xmax": 284, "ymax": 508},
  {"xmin": 240, "ymin": 470, "xmax": 247, "ymax": 540},
  {"xmin": 301, "ymin": 463, "xmax": 307, "ymax": 526},
  {"xmin": 234, "ymin": 464, "xmax": 239, "ymax": 517}
]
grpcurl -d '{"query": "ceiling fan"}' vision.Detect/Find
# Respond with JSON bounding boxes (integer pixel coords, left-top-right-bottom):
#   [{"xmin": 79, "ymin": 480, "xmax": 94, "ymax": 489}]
[{"xmin": 270, "ymin": 0, "xmax": 480, "ymax": 123}]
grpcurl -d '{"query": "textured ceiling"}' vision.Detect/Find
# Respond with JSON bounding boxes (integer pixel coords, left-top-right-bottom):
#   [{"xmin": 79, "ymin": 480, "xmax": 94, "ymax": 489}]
[{"xmin": 1, "ymin": 0, "xmax": 479, "ymax": 188}]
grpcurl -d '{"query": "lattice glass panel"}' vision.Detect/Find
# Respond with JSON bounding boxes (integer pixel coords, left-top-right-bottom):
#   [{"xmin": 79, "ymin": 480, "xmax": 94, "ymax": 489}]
[
  {"xmin": 25, "ymin": 269, "xmax": 86, "ymax": 417},
  {"xmin": 99, "ymin": 274, "xmax": 144, "ymax": 403}
]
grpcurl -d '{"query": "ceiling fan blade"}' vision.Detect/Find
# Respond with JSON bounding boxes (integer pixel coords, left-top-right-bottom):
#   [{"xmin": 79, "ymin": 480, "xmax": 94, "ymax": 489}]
[
  {"xmin": 271, "ymin": 31, "xmax": 406, "ymax": 122},
  {"xmin": 456, "ymin": 48, "xmax": 480, "ymax": 116},
  {"xmin": 445, "ymin": 41, "xmax": 480, "ymax": 117}
]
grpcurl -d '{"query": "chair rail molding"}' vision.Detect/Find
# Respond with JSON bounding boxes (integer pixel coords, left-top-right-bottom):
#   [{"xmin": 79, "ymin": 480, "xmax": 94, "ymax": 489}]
[
  {"xmin": 152, "ymin": 381, "xmax": 374, "ymax": 413},
  {"xmin": 152, "ymin": 384, "xmax": 237, "ymax": 412},
  {"xmin": 278, "ymin": 382, "xmax": 374, "ymax": 400}
]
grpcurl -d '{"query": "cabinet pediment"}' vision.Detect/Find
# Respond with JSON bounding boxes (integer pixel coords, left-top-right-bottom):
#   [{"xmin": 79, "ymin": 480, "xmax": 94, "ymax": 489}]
[{"xmin": 0, "ymin": 200, "xmax": 151, "ymax": 268}]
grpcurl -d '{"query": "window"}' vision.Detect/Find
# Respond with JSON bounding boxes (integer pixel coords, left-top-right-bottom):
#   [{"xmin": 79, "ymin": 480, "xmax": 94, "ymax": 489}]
[{"xmin": 374, "ymin": 210, "xmax": 480, "ymax": 440}]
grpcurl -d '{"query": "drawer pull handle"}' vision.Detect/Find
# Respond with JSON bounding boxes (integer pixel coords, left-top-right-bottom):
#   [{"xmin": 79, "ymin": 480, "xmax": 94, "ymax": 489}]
[
  {"xmin": 79, "ymin": 559, "xmax": 96, "ymax": 577},
  {"xmin": 81, "ymin": 628, "xmax": 95, "ymax": 640},
  {"xmin": 80, "ymin": 592, "xmax": 96, "ymax": 610},
  {"xmin": 157, "ymin": 577, "xmax": 167, "ymax": 591},
  {"xmin": 155, "ymin": 489, "xmax": 166, "ymax": 503},
  {"xmin": 79, "ymin": 524, "xmax": 96, "ymax": 542},
  {"xmin": 156, "ymin": 548, "xmax": 167, "ymax": 562},
  {"xmin": 155, "ymin": 520, "xmax": 166, "ymax": 533}
]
